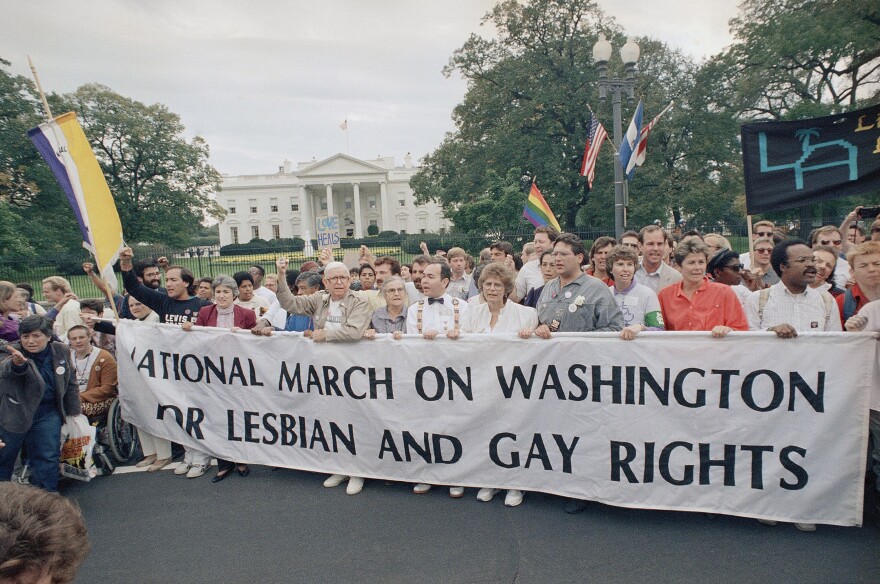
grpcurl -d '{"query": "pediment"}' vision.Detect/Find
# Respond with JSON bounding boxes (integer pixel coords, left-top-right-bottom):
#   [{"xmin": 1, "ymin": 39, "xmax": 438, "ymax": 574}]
[{"xmin": 297, "ymin": 154, "xmax": 387, "ymax": 178}]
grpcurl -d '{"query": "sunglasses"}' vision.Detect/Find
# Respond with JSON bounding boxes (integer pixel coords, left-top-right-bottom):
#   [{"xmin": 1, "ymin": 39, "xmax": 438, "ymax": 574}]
[{"xmin": 724, "ymin": 264, "xmax": 744, "ymax": 272}]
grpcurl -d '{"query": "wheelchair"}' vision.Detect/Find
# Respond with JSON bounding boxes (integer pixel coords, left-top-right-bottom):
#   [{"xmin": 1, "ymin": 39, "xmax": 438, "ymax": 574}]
[
  {"xmin": 91, "ymin": 397, "xmax": 141, "ymax": 473},
  {"xmin": 13, "ymin": 397, "xmax": 140, "ymax": 483}
]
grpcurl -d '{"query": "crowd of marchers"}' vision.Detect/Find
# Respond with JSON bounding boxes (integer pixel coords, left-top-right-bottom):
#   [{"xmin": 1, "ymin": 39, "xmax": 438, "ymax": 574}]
[{"xmin": 0, "ymin": 206, "xmax": 878, "ymax": 533}]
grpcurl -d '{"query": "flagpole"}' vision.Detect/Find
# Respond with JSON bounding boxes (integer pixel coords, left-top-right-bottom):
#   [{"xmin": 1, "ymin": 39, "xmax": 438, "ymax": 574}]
[
  {"xmin": 27, "ymin": 56, "xmax": 53, "ymax": 121},
  {"xmin": 28, "ymin": 57, "xmax": 121, "ymax": 322}
]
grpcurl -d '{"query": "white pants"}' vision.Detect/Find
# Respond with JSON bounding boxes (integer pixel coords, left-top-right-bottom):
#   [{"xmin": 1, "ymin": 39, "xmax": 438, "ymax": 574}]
[
  {"xmin": 183, "ymin": 447, "xmax": 211, "ymax": 467},
  {"xmin": 138, "ymin": 429, "xmax": 171, "ymax": 460}
]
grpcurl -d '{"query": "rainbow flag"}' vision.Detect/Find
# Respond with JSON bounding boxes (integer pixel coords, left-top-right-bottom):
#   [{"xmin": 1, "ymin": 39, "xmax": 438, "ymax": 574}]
[
  {"xmin": 28, "ymin": 112, "xmax": 124, "ymax": 288},
  {"xmin": 522, "ymin": 181, "xmax": 562, "ymax": 231}
]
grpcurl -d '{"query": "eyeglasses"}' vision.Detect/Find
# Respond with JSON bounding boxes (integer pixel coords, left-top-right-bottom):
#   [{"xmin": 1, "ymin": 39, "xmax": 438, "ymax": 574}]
[
  {"xmin": 326, "ymin": 275, "xmax": 349, "ymax": 283},
  {"xmin": 724, "ymin": 264, "xmax": 744, "ymax": 272},
  {"xmin": 819, "ymin": 239, "xmax": 842, "ymax": 246}
]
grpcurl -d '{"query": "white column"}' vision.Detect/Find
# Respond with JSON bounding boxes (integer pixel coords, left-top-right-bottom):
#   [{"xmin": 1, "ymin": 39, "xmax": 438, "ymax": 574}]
[
  {"xmin": 325, "ymin": 184, "xmax": 334, "ymax": 217},
  {"xmin": 379, "ymin": 181, "xmax": 389, "ymax": 231},
  {"xmin": 352, "ymin": 183, "xmax": 363, "ymax": 238},
  {"xmin": 298, "ymin": 185, "xmax": 312, "ymax": 236}
]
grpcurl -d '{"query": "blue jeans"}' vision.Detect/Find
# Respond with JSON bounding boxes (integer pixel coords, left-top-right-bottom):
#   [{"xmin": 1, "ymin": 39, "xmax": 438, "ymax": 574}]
[{"xmin": 0, "ymin": 402, "xmax": 63, "ymax": 492}]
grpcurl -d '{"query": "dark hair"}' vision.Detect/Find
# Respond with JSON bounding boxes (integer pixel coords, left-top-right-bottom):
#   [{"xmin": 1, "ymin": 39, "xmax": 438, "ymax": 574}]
[
  {"xmin": 489, "ymin": 241, "xmax": 513, "ymax": 257},
  {"xmin": 249, "ymin": 264, "xmax": 266, "ymax": 277},
  {"xmin": 374, "ymin": 256, "xmax": 402, "ymax": 275},
  {"xmin": 198, "ymin": 276, "xmax": 213, "ymax": 287},
  {"xmin": 18, "ymin": 315, "xmax": 53, "ymax": 337},
  {"xmin": 554, "ymin": 233, "xmax": 586, "ymax": 259},
  {"xmin": 133, "ymin": 259, "xmax": 159, "ymax": 279},
  {"xmin": 771, "ymin": 238, "xmax": 809, "ymax": 276},
  {"xmin": 707, "ymin": 249, "xmax": 740, "ymax": 279},
  {"xmin": 512, "ymin": 253, "xmax": 524, "ymax": 271},
  {"xmin": 296, "ymin": 271, "xmax": 323, "ymax": 291},
  {"xmin": 411, "ymin": 255, "xmax": 431, "ymax": 267},
  {"xmin": 349, "ymin": 265, "xmax": 361, "ymax": 276},
  {"xmin": 166, "ymin": 265, "xmax": 197, "ymax": 295},
  {"xmin": 428, "ymin": 258, "xmax": 452, "ymax": 281},
  {"xmin": 232, "ymin": 271, "xmax": 255, "ymax": 287},
  {"xmin": 79, "ymin": 299, "xmax": 104, "ymax": 314},
  {"xmin": 285, "ymin": 269, "xmax": 300, "ymax": 288},
  {"xmin": 621, "ymin": 230, "xmax": 639, "ymax": 241},
  {"xmin": 590, "ymin": 236, "xmax": 617, "ymax": 261},
  {"xmin": 359, "ymin": 264, "xmax": 376, "ymax": 277},
  {"xmin": 606, "ymin": 244, "xmax": 639, "ymax": 268}
]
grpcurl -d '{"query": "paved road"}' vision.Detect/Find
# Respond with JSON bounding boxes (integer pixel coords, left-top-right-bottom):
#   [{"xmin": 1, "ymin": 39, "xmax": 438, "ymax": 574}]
[{"xmin": 67, "ymin": 464, "xmax": 880, "ymax": 584}]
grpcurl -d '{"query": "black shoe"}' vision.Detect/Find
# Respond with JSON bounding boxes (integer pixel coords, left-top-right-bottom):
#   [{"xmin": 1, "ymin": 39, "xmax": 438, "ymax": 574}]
[
  {"xmin": 212, "ymin": 469, "xmax": 232, "ymax": 483},
  {"xmin": 565, "ymin": 498, "xmax": 587, "ymax": 514},
  {"xmin": 236, "ymin": 465, "xmax": 250, "ymax": 477}
]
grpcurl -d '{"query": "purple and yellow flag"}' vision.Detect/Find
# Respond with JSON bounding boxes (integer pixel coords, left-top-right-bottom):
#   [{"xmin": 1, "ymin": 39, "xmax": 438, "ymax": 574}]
[
  {"xmin": 522, "ymin": 181, "xmax": 562, "ymax": 232},
  {"xmin": 28, "ymin": 112, "xmax": 124, "ymax": 287}
]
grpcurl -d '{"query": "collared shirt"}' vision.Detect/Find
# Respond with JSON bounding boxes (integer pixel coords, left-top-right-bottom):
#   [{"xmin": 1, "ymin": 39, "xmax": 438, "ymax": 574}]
[
  {"xmin": 634, "ymin": 260, "xmax": 682, "ymax": 294},
  {"xmin": 406, "ymin": 293, "xmax": 469, "ymax": 334},
  {"xmin": 446, "ymin": 274, "xmax": 473, "ymax": 301},
  {"xmin": 657, "ymin": 277, "xmax": 748, "ymax": 331},
  {"xmin": 514, "ymin": 259, "xmax": 544, "ymax": 299},
  {"xmin": 536, "ymin": 274, "xmax": 623, "ymax": 332},
  {"xmin": 460, "ymin": 300, "xmax": 538, "ymax": 334},
  {"xmin": 837, "ymin": 283, "xmax": 874, "ymax": 322},
  {"xmin": 746, "ymin": 282, "xmax": 842, "ymax": 332},
  {"xmin": 371, "ymin": 306, "xmax": 407, "ymax": 333},
  {"xmin": 610, "ymin": 281, "xmax": 664, "ymax": 329}
]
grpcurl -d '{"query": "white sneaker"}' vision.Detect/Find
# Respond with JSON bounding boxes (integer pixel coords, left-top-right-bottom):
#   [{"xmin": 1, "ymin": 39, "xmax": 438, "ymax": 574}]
[
  {"xmin": 186, "ymin": 464, "xmax": 207, "ymax": 479},
  {"xmin": 174, "ymin": 463, "xmax": 192, "ymax": 476},
  {"xmin": 504, "ymin": 490, "xmax": 524, "ymax": 507},
  {"xmin": 413, "ymin": 483, "xmax": 432, "ymax": 494},
  {"xmin": 346, "ymin": 477, "xmax": 364, "ymax": 495},
  {"xmin": 449, "ymin": 486, "xmax": 465, "ymax": 498},
  {"xmin": 795, "ymin": 523, "xmax": 816, "ymax": 532},
  {"xmin": 477, "ymin": 488, "xmax": 499, "ymax": 502},
  {"xmin": 323, "ymin": 474, "xmax": 348, "ymax": 488}
]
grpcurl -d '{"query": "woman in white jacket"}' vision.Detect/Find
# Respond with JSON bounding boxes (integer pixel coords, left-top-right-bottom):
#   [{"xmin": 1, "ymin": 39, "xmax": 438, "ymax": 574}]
[{"xmin": 451, "ymin": 263, "xmax": 537, "ymax": 507}]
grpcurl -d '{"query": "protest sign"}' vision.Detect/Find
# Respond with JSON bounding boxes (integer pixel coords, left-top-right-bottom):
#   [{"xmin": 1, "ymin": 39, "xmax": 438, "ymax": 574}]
[
  {"xmin": 116, "ymin": 323, "xmax": 878, "ymax": 526},
  {"xmin": 316, "ymin": 215, "xmax": 341, "ymax": 249}
]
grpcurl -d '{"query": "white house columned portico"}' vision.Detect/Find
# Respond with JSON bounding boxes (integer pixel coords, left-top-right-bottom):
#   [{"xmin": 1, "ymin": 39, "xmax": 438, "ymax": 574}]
[{"xmin": 218, "ymin": 153, "xmax": 449, "ymax": 246}]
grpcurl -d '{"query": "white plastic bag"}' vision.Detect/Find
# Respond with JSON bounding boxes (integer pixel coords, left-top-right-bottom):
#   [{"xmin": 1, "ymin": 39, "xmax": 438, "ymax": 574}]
[{"xmin": 59, "ymin": 415, "xmax": 98, "ymax": 482}]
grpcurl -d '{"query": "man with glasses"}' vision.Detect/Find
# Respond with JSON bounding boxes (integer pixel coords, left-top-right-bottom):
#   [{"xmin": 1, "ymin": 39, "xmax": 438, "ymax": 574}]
[
  {"xmin": 513, "ymin": 226, "xmax": 559, "ymax": 302},
  {"xmin": 739, "ymin": 220, "xmax": 776, "ymax": 271},
  {"xmin": 811, "ymin": 225, "xmax": 852, "ymax": 289},
  {"xmin": 743, "ymin": 237, "xmax": 779, "ymax": 288},
  {"xmin": 744, "ymin": 239, "xmax": 841, "ymax": 533}
]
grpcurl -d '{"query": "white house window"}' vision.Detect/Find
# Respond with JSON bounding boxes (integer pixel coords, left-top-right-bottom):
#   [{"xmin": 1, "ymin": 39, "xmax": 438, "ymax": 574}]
[
  {"xmin": 228, "ymin": 200, "xmax": 236, "ymax": 214},
  {"xmin": 251, "ymin": 225, "xmax": 260, "ymax": 240},
  {"xmin": 272, "ymin": 225, "xmax": 281, "ymax": 240},
  {"xmin": 230, "ymin": 226, "xmax": 239, "ymax": 244},
  {"xmin": 344, "ymin": 199, "xmax": 353, "ymax": 210},
  {"xmin": 270, "ymin": 198, "xmax": 279, "ymax": 213},
  {"xmin": 369, "ymin": 219, "xmax": 378, "ymax": 227},
  {"xmin": 291, "ymin": 203, "xmax": 299, "ymax": 212},
  {"xmin": 249, "ymin": 199, "xmax": 258, "ymax": 214},
  {"xmin": 320, "ymin": 201, "xmax": 328, "ymax": 211},
  {"xmin": 368, "ymin": 198, "xmax": 377, "ymax": 209},
  {"xmin": 398, "ymin": 199, "xmax": 406, "ymax": 207}
]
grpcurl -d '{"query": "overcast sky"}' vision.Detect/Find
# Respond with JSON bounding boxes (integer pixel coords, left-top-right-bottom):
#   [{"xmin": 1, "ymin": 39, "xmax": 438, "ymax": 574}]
[{"xmin": 2, "ymin": 0, "xmax": 739, "ymax": 176}]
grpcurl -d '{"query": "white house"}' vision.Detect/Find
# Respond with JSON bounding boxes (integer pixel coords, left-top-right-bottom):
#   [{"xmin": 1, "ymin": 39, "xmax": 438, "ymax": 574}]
[{"xmin": 217, "ymin": 153, "xmax": 451, "ymax": 246}]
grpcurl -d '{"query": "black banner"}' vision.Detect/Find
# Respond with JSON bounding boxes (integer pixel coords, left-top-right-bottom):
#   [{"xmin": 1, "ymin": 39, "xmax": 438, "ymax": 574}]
[{"xmin": 741, "ymin": 103, "xmax": 880, "ymax": 214}]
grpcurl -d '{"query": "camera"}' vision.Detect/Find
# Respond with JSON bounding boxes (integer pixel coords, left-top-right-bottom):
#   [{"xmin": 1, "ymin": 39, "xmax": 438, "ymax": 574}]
[{"xmin": 858, "ymin": 206, "xmax": 880, "ymax": 219}]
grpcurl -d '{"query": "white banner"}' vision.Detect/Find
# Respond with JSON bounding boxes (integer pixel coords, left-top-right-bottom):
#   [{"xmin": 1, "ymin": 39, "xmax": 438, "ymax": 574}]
[{"xmin": 115, "ymin": 322, "xmax": 879, "ymax": 526}]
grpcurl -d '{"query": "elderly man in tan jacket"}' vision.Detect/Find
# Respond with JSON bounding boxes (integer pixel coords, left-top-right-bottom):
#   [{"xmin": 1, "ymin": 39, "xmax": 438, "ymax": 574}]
[{"xmin": 254, "ymin": 258, "xmax": 372, "ymax": 494}]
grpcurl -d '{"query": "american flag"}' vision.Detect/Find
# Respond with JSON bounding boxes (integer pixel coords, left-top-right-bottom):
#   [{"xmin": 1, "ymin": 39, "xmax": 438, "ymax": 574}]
[{"xmin": 580, "ymin": 112, "xmax": 608, "ymax": 189}]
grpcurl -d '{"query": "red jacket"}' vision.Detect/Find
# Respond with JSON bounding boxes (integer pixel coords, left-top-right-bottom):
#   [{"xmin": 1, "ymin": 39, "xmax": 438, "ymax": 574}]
[{"xmin": 194, "ymin": 304, "xmax": 256, "ymax": 329}]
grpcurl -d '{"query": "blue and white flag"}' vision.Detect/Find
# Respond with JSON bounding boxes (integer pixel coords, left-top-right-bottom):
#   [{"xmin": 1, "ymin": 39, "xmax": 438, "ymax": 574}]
[{"xmin": 618, "ymin": 99, "xmax": 643, "ymax": 179}]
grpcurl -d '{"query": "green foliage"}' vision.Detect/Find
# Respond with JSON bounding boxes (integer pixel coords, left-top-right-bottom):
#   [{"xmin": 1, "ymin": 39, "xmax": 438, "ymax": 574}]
[
  {"xmin": 411, "ymin": 0, "xmax": 746, "ymax": 234},
  {"xmin": 219, "ymin": 238, "xmax": 306, "ymax": 256},
  {"xmin": 366, "ymin": 224, "xmax": 380, "ymax": 236}
]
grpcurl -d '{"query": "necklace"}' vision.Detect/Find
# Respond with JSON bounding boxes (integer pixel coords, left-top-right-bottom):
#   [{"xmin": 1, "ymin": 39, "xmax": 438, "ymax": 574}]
[{"xmin": 75, "ymin": 352, "xmax": 92, "ymax": 381}]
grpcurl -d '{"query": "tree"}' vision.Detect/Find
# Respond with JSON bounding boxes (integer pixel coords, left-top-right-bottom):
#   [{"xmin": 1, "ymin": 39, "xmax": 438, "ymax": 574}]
[
  {"xmin": 64, "ymin": 84, "xmax": 224, "ymax": 247},
  {"xmin": 412, "ymin": 0, "xmax": 744, "ymax": 235}
]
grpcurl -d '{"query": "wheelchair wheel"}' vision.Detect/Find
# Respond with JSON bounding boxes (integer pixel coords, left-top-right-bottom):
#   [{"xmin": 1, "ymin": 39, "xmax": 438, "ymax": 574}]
[{"xmin": 106, "ymin": 398, "xmax": 139, "ymax": 463}]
